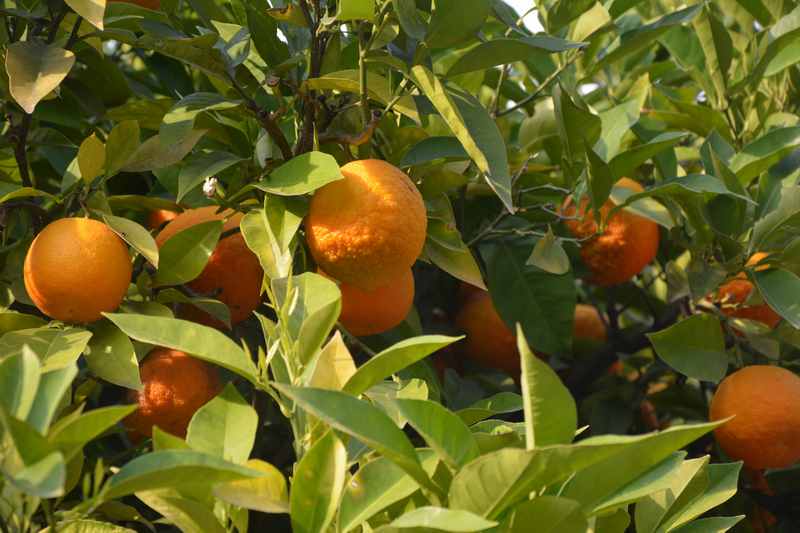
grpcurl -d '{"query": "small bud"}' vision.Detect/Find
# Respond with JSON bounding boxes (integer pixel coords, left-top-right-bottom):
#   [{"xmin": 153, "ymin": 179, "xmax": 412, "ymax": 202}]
[{"xmin": 202, "ymin": 177, "xmax": 218, "ymax": 198}]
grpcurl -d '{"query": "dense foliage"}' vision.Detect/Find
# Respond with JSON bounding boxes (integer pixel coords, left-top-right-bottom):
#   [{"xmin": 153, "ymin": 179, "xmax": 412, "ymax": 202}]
[{"xmin": 2, "ymin": 0, "xmax": 800, "ymax": 531}]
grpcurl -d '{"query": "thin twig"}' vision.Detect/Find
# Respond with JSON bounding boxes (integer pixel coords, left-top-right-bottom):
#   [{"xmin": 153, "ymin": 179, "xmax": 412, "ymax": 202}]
[
  {"xmin": 497, "ymin": 54, "xmax": 580, "ymax": 117},
  {"xmin": 229, "ymin": 75, "xmax": 293, "ymax": 160}
]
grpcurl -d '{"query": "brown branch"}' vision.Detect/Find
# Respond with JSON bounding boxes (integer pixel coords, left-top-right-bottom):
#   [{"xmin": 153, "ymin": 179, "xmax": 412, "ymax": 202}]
[
  {"xmin": 295, "ymin": 0, "xmax": 325, "ymax": 155},
  {"xmin": 229, "ymin": 75, "xmax": 293, "ymax": 160},
  {"xmin": 8, "ymin": 114, "xmax": 33, "ymax": 188}
]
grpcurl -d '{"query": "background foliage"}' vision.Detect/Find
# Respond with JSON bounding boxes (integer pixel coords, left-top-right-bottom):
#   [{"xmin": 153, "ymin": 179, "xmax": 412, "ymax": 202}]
[{"xmin": 2, "ymin": 0, "xmax": 800, "ymax": 531}]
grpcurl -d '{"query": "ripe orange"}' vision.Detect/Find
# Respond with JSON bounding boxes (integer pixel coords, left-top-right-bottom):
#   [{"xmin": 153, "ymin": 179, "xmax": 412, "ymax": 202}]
[
  {"xmin": 715, "ymin": 253, "xmax": 780, "ymax": 330},
  {"xmin": 709, "ymin": 365, "xmax": 800, "ymax": 469},
  {"xmin": 455, "ymin": 291, "xmax": 519, "ymax": 375},
  {"xmin": 573, "ymin": 304, "xmax": 607, "ymax": 344},
  {"xmin": 156, "ymin": 207, "xmax": 263, "ymax": 326},
  {"xmin": 147, "ymin": 209, "xmax": 179, "ymax": 230},
  {"xmin": 109, "ymin": 0, "xmax": 160, "ymax": 9},
  {"xmin": 24, "ymin": 217, "xmax": 132, "ymax": 323},
  {"xmin": 125, "ymin": 348, "xmax": 221, "ymax": 440},
  {"xmin": 306, "ymin": 159, "xmax": 427, "ymax": 290},
  {"xmin": 328, "ymin": 268, "xmax": 415, "ymax": 337},
  {"xmin": 562, "ymin": 177, "xmax": 660, "ymax": 286}
]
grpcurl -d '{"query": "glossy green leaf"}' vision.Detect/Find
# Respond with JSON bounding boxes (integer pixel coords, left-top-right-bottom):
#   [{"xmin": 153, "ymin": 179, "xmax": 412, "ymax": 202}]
[
  {"xmin": 213, "ymin": 458, "xmax": 289, "ymax": 514},
  {"xmin": 0, "ymin": 348, "xmax": 40, "ymax": 419},
  {"xmin": 103, "ymin": 450, "xmax": 260, "ymax": 501},
  {"xmin": 187, "ymin": 383, "xmax": 257, "ymax": 464},
  {"xmin": 392, "ymin": 0, "xmax": 426, "ymax": 40},
  {"xmin": 504, "ymin": 496, "xmax": 587, "ymax": 533},
  {"xmin": 609, "ymin": 132, "xmax": 687, "ymax": 179},
  {"xmin": 517, "ymin": 325, "xmax": 577, "ymax": 448},
  {"xmin": 456, "ymin": 392, "xmax": 523, "ymax": 425},
  {"xmin": 730, "ymin": 126, "xmax": 800, "ymax": 184},
  {"xmin": 136, "ymin": 489, "xmax": 226, "ymax": 533},
  {"xmin": 526, "ymin": 229, "xmax": 570, "ymax": 275},
  {"xmin": 446, "ymin": 36, "xmax": 585, "ymax": 77},
  {"xmin": 393, "ymin": 399, "xmax": 479, "ymax": 469},
  {"xmin": 337, "ymin": 0, "xmax": 375, "ymax": 21},
  {"xmin": 154, "ymin": 220, "xmax": 222, "ymax": 287},
  {"xmin": 661, "ymin": 462, "xmax": 742, "ymax": 530},
  {"xmin": 592, "ymin": 452, "xmax": 687, "ymax": 514},
  {"xmin": 78, "ymin": 134, "xmax": 106, "ymax": 183},
  {"xmin": 102, "ymin": 213, "xmax": 158, "ymax": 268},
  {"xmin": 753, "ymin": 268, "xmax": 800, "ymax": 328},
  {"xmin": 122, "ymin": 130, "xmax": 206, "ymax": 173},
  {"xmin": 84, "ymin": 321, "xmax": 141, "ymax": 390},
  {"xmin": 339, "ymin": 450, "xmax": 439, "ymax": 533},
  {"xmin": 26, "ymin": 364, "xmax": 78, "ymax": 434},
  {"xmin": 399, "ymin": 137, "xmax": 468, "ymax": 167},
  {"xmin": 273, "ymin": 384, "xmax": 441, "ymax": 497},
  {"xmin": 255, "ymin": 151, "xmax": 343, "ymax": 196},
  {"xmin": 65, "ymin": 0, "xmax": 107, "ymax": 30},
  {"xmin": 343, "ymin": 335, "xmax": 460, "ymax": 396},
  {"xmin": 426, "ymin": 0, "xmax": 490, "ymax": 48},
  {"xmin": 105, "ymin": 121, "xmax": 141, "ymax": 178},
  {"xmin": 104, "ymin": 314, "xmax": 258, "ymax": 382},
  {"xmin": 389, "ymin": 507, "xmax": 497, "ymax": 531},
  {"xmin": 0, "ymin": 328, "xmax": 92, "ymax": 372},
  {"xmin": 160, "ymin": 92, "xmax": 240, "ymax": 146},
  {"xmin": 553, "ymin": 84, "xmax": 601, "ymax": 162},
  {"xmin": 411, "ymin": 65, "xmax": 512, "ymax": 211},
  {"xmin": 50, "ymin": 405, "xmax": 137, "ymax": 461},
  {"xmin": 647, "ymin": 315, "xmax": 727, "ymax": 383},
  {"xmin": 290, "ymin": 431, "xmax": 347, "ymax": 533}
]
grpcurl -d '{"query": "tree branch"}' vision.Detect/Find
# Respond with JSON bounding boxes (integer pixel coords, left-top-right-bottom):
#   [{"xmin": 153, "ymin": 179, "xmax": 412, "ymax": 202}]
[{"xmin": 229, "ymin": 75, "xmax": 293, "ymax": 160}]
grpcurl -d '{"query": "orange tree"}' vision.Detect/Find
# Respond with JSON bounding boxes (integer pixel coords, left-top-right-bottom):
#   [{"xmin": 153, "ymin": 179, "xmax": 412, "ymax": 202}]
[{"xmin": 2, "ymin": 0, "xmax": 800, "ymax": 531}]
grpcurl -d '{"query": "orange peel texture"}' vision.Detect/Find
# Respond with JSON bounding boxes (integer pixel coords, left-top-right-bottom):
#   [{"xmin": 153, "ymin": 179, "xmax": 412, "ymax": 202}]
[
  {"xmin": 24, "ymin": 217, "xmax": 132, "ymax": 323},
  {"xmin": 332, "ymin": 268, "xmax": 415, "ymax": 337},
  {"xmin": 455, "ymin": 291, "xmax": 519, "ymax": 375},
  {"xmin": 562, "ymin": 177, "xmax": 660, "ymax": 286},
  {"xmin": 710, "ymin": 365, "xmax": 800, "ymax": 469},
  {"xmin": 306, "ymin": 160, "xmax": 427, "ymax": 290},
  {"xmin": 125, "ymin": 348, "xmax": 222, "ymax": 440}
]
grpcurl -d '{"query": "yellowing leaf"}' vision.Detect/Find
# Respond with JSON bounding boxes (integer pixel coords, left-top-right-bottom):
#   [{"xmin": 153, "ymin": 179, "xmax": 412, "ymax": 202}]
[
  {"xmin": 78, "ymin": 134, "xmax": 106, "ymax": 183},
  {"xmin": 65, "ymin": 0, "xmax": 107, "ymax": 31},
  {"xmin": 309, "ymin": 332, "xmax": 357, "ymax": 390},
  {"xmin": 5, "ymin": 42, "xmax": 76, "ymax": 114}
]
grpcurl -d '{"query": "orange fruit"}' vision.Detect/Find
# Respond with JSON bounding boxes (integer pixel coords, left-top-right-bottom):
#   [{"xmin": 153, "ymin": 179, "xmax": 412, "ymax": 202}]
[
  {"xmin": 455, "ymin": 291, "xmax": 519, "ymax": 375},
  {"xmin": 156, "ymin": 207, "xmax": 263, "ymax": 326},
  {"xmin": 562, "ymin": 177, "xmax": 660, "ymax": 286},
  {"xmin": 715, "ymin": 253, "xmax": 780, "ymax": 330},
  {"xmin": 573, "ymin": 304, "xmax": 607, "ymax": 344},
  {"xmin": 306, "ymin": 159, "xmax": 427, "ymax": 290},
  {"xmin": 329, "ymin": 268, "xmax": 415, "ymax": 337},
  {"xmin": 147, "ymin": 209, "xmax": 179, "ymax": 230},
  {"xmin": 125, "ymin": 348, "xmax": 221, "ymax": 440},
  {"xmin": 709, "ymin": 365, "xmax": 800, "ymax": 469},
  {"xmin": 110, "ymin": 0, "xmax": 160, "ymax": 9},
  {"xmin": 24, "ymin": 217, "xmax": 132, "ymax": 323}
]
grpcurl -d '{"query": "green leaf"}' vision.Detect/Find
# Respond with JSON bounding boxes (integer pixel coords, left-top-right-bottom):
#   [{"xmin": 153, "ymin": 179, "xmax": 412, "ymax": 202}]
[
  {"xmin": 122, "ymin": 130, "xmax": 206, "ymax": 173},
  {"xmin": 273, "ymin": 384, "xmax": 441, "ymax": 497},
  {"xmin": 26, "ymin": 364, "xmax": 78, "ymax": 434},
  {"xmin": 339, "ymin": 450, "xmax": 439, "ymax": 533},
  {"xmin": 505, "ymin": 496, "xmax": 587, "ymax": 533},
  {"xmin": 411, "ymin": 65, "xmax": 512, "ymax": 211},
  {"xmin": 336, "ymin": 0, "xmax": 375, "ymax": 21},
  {"xmin": 105, "ymin": 121, "xmax": 141, "ymax": 178},
  {"xmin": 446, "ymin": 36, "xmax": 585, "ymax": 77},
  {"xmin": 426, "ymin": 0, "xmax": 490, "ymax": 48},
  {"xmin": 661, "ymin": 462, "xmax": 742, "ymax": 530},
  {"xmin": 246, "ymin": 2, "xmax": 291, "ymax": 67},
  {"xmin": 5, "ymin": 42, "xmax": 76, "ymax": 114},
  {"xmin": 178, "ymin": 151, "xmax": 244, "ymax": 202},
  {"xmin": 290, "ymin": 431, "xmax": 348, "ymax": 533},
  {"xmin": 448, "ymin": 422, "xmax": 720, "ymax": 518},
  {"xmin": 240, "ymin": 198, "xmax": 302, "ymax": 280},
  {"xmin": 595, "ymin": 5, "xmax": 702, "ymax": 71},
  {"xmin": 392, "ymin": 399, "xmax": 479, "ymax": 469},
  {"xmin": 272, "ymin": 273, "xmax": 342, "ymax": 367},
  {"xmin": 102, "ymin": 213, "xmax": 158, "ymax": 268},
  {"xmin": 389, "ymin": 507, "xmax": 498, "ymax": 531},
  {"xmin": 186, "ymin": 383, "xmax": 257, "ymax": 464},
  {"xmin": 517, "ymin": 325, "xmax": 577, "ymax": 448},
  {"xmin": 43, "ymin": 519, "xmax": 137, "ymax": 532},
  {"xmin": 549, "ymin": 0, "xmax": 595, "ymax": 31},
  {"xmin": 103, "ymin": 450, "xmax": 260, "ymax": 501},
  {"xmin": 343, "ymin": 335, "xmax": 460, "ymax": 396},
  {"xmin": 596, "ymin": 98, "xmax": 641, "ymax": 161},
  {"xmin": 0, "ymin": 349, "xmax": 40, "ymax": 419},
  {"xmin": 104, "ymin": 314, "xmax": 258, "ymax": 383},
  {"xmin": 158, "ymin": 93, "xmax": 241, "ymax": 146},
  {"xmin": 305, "ymin": 331, "xmax": 357, "ymax": 390},
  {"xmin": 0, "ymin": 312, "xmax": 46, "ymax": 337},
  {"xmin": 424, "ymin": 195, "xmax": 486, "ymax": 289},
  {"xmin": 78, "ymin": 134, "xmax": 107, "ymax": 183},
  {"xmin": 49, "ymin": 405, "xmax": 137, "ymax": 462},
  {"xmin": 526, "ymin": 229, "xmax": 570, "ymax": 275},
  {"xmin": 456, "ymin": 392, "xmax": 523, "ymax": 425},
  {"xmin": 668, "ymin": 516, "xmax": 744, "ymax": 533},
  {"xmin": 608, "ymin": 132, "xmax": 687, "ymax": 179},
  {"xmin": 135, "ymin": 489, "xmax": 226, "ymax": 533},
  {"xmin": 553, "ymin": 84, "xmax": 601, "ymax": 163},
  {"xmin": 647, "ymin": 315, "xmax": 727, "ymax": 383},
  {"xmin": 400, "ymin": 137, "xmax": 468, "ymax": 167},
  {"xmin": 154, "ymin": 220, "xmax": 222, "ymax": 287},
  {"xmin": 593, "ymin": 452, "xmax": 687, "ymax": 514},
  {"xmin": 213, "ymin": 458, "xmax": 289, "ymax": 514},
  {"xmin": 0, "ymin": 328, "xmax": 92, "ymax": 372},
  {"xmin": 483, "ymin": 241, "xmax": 576, "ymax": 356},
  {"xmin": 305, "ymin": 70, "xmax": 419, "ymax": 121},
  {"xmin": 753, "ymin": 268, "xmax": 800, "ymax": 328},
  {"xmin": 255, "ymin": 152, "xmax": 343, "ymax": 196},
  {"xmin": 155, "ymin": 289, "xmax": 231, "ymax": 330},
  {"xmin": 729, "ymin": 126, "xmax": 800, "ymax": 184},
  {"xmin": 65, "ymin": 0, "xmax": 107, "ymax": 30},
  {"xmin": 84, "ymin": 321, "xmax": 142, "ymax": 390},
  {"xmin": 692, "ymin": 6, "xmax": 731, "ymax": 110},
  {"xmin": 751, "ymin": 186, "xmax": 800, "ymax": 251},
  {"xmin": 392, "ymin": 0, "xmax": 427, "ymax": 40}
]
